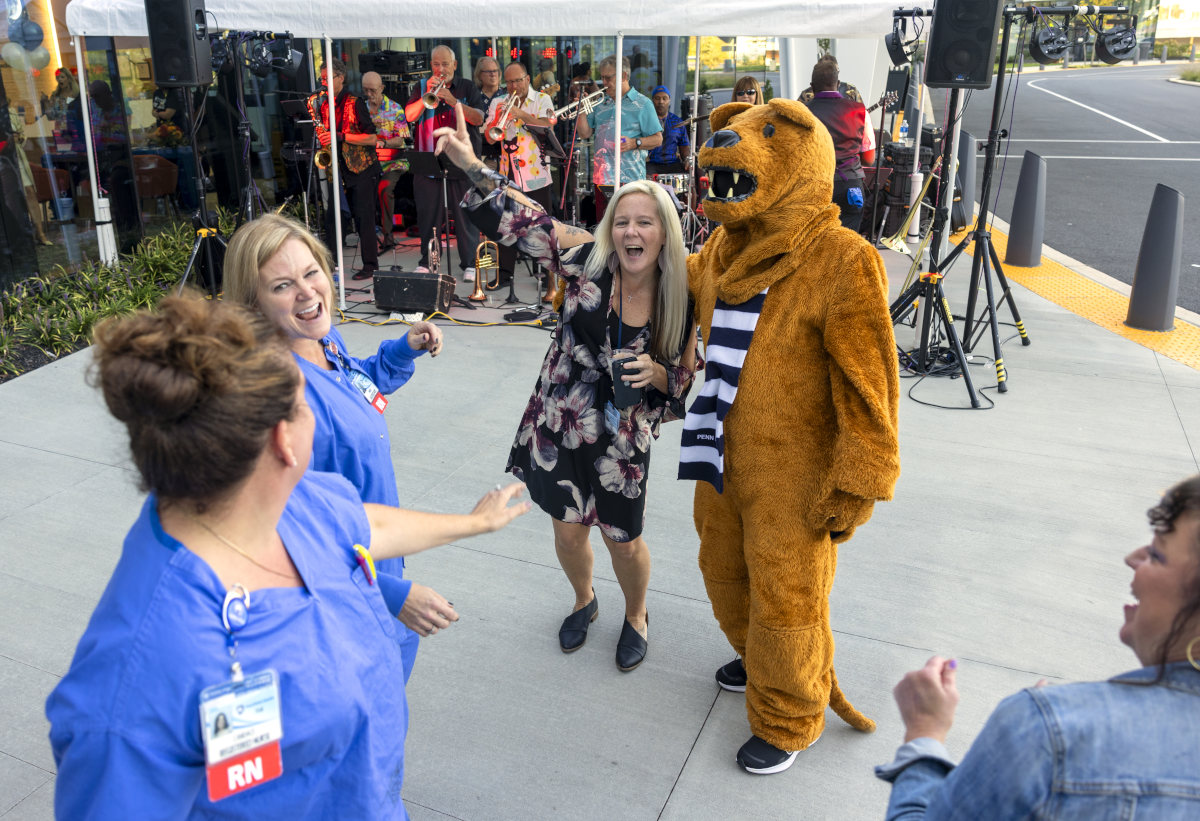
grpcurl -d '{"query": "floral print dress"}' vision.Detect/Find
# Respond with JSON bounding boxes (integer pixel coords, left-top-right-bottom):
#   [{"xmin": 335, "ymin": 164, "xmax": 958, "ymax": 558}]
[{"xmin": 474, "ymin": 190, "xmax": 695, "ymax": 542}]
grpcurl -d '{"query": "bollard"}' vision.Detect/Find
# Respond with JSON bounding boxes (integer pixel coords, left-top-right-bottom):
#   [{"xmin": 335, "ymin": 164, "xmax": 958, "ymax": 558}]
[
  {"xmin": 1004, "ymin": 151, "xmax": 1046, "ymax": 267},
  {"xmin": 1191, "ymin": 43, "xmax": 1196, "ymax": 62},
  {"xmin": 953, "ymin": 130, "xmax": 977, "ymax": 230},
  {"xmin": 1126, "ymin": 185, "xmax": 1185, "ymax": 332},
  {"xmin": 1161, "ymin": 45, "xmax": 1168, "ymax": 63}
]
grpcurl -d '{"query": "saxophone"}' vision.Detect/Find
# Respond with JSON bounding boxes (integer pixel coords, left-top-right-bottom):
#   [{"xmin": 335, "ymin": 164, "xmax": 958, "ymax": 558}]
[
  {"xmin": 306, "ymin": 91, "xmax": 373, "ymax": 174},
  {"xmin": 307, "ymin": 91, "xmax": 332, "ymax": 169}
]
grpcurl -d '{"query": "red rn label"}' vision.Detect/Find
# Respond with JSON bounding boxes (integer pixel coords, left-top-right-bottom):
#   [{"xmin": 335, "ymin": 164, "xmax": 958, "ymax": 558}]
[{"xmin": 206, "ymin": 741, "xmax": 283, "ymax": 802}]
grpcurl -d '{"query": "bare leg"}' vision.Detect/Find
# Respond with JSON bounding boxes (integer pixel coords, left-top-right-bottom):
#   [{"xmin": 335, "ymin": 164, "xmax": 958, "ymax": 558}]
[
  {"xmin": 552, "ymin": 518, "xmax": 595, "ymax": 611},
  {"xmin": 600, "ymin": 532, "xmax": 650, "ymax": 636},
  {"xmin": 23, "ymin": 186, "xmax": 49, "ymax": 243}
]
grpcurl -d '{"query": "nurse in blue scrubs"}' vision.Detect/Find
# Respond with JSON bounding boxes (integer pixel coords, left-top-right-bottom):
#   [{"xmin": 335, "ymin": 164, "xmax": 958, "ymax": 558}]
[
  {"xmin": 225, "ymin": 214, "xmax": 451, "ymax": 680},
  {"xmin": 46, "ymin": 296, "xmax": 528, "ymax": 818}
]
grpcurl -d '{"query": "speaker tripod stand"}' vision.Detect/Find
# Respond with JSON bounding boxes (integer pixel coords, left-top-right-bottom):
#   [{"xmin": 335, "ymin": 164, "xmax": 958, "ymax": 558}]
[
  {"xmin": 175, "ymin": 88, "xmax": 225, "ymax": 298},
  {"xmin": 889, "ymin": 87, "xmax": 981, "ymax": 406}
]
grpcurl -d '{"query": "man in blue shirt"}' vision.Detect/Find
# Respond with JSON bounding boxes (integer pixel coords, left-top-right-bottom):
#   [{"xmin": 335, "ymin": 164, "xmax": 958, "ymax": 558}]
[
  {"xmin": 646, "ymin": 85, "xmax": 691, "ymax": 177},
  {"xmin": 576, "ymin": 54, "xmax": 662, "ymax": 194}
]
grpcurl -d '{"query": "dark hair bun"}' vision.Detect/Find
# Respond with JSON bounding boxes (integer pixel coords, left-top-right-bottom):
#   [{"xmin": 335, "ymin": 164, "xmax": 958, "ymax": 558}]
[{"xmin": 91, "ymin": 294, "xmax": 298, "ymax": 502}]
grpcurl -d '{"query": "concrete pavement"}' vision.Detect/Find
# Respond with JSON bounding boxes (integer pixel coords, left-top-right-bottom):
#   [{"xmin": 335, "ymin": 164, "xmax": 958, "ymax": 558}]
[{"xmin": 2, "ymin": 233, "xmax": 1199, "ymax": 819}]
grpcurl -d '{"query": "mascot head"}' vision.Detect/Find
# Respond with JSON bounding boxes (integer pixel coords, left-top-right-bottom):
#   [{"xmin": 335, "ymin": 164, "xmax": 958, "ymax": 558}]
[{"xmin": 698, "ymin": 98, "xmax": 835, "ymax": 227}]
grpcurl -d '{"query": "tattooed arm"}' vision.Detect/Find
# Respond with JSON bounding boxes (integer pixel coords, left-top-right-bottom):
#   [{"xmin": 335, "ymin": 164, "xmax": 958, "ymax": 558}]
[{"xmin": 438, "ymin": 105, "xmax": 593, "ymax": 250}]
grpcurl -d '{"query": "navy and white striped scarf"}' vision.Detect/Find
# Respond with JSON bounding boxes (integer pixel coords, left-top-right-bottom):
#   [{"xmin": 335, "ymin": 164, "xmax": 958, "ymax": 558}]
[{"xmin": 678, "ymin": 289, "xmax": 768, "ymax": 492}]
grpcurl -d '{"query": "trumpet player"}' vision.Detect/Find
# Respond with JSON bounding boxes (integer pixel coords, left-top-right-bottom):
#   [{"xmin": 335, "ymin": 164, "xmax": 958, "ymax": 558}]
[
  {"xmin": 404, "ymin": 45, "xmax": 486, "ymax": 279},
  {"xmin": 574, "ymin": 55, "xmax": 662, "ymax": 223},
  {"xmin": 485, "ymin": 62, "xmax": 557, "ymax": 287},
  {"xmin": 317, "ymin": 58, "xmax": 382, "ymax": 281}
]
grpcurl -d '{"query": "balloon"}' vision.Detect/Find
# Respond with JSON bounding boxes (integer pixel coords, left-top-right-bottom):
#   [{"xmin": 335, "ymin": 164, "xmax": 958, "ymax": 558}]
[
  {"xmin": 27, "ymin": 44, "xmax": 49, "ymax": 69},
  {"xmin": 1, "ymin": 41, "xmax": 28, "ymax": 70},
  {"xmin": 19, "ymin": 19, "xmax": 41, "ymax": 49}
]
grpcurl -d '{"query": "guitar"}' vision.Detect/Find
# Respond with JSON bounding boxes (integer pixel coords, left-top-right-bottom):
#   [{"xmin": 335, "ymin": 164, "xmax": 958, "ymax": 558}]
[{"xmin": 868, "ymin": 91, "xmax": 899, "ymax": 114}]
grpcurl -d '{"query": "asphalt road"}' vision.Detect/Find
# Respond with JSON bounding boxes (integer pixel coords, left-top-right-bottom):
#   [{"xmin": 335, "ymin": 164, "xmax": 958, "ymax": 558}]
[{"xmin": 926, "ymin": 64, "xmax": 1200, "ymax": 312}]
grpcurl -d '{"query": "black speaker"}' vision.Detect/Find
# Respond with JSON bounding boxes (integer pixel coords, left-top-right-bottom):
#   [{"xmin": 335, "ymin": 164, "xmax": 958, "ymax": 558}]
[
  {"xmin": 145, "ymin": 0, "xmax": 211, "ymax": 87},
  {"xmin": 373, "ymin": 267, "xmax": 455, "ymax": 314},
  {"xmin": 924, "ymin": 0, "xmax": 1005, "ymax": 89}
]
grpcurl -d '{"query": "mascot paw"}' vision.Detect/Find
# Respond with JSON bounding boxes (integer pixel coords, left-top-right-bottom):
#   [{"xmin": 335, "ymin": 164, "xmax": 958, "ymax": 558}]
[{"xmin": 814, "ymin": 490, "xmax": 875, "ymax": 540}]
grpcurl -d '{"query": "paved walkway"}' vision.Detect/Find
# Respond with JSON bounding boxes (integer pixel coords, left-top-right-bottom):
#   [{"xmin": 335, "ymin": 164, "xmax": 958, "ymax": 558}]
[{"xmin": 2, "ymin": 227, "xmax": 1198, "ymax": 819}]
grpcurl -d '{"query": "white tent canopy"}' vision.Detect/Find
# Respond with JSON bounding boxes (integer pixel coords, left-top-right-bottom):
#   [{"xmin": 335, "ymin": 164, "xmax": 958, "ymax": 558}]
[{"xmin": 66, "ymin": 0, "xmax": 908, "ymax": 38}]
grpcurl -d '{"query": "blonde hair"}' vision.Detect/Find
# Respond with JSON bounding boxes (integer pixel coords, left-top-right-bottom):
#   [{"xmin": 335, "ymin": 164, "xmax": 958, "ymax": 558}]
[
  {"xmin": 733, "ymin": 76, "xmax": 763, "ymax": 104},
  {"xmin": 583, "ymin": 180, "xmax": 689, "ymax": 363},
  {"xmin": 223, "ymin": 214, "xmax": 334, "ymax": 311}
]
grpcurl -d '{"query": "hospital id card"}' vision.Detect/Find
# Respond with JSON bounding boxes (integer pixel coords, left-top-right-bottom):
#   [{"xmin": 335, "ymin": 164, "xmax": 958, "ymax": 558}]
[
  {"xmin": 199, "ymin": 669, "xmax": 284, "ymax": 801},
  {"xmin": 349, "ymin": 369, "xmax": 388, "ymax": 413}
]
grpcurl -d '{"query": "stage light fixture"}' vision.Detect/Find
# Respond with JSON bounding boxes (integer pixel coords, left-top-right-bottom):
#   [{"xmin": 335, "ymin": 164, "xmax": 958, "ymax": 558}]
[
  {"xmin": 1029, "ymin": 22, "xmax": 1070, "ymax": 64},
  {"xmin": 886, "ymin": 29, "xmax": 911, "ymax": 66},
  {"xmin": 1096, "ymin": 25, "xmax": 1138, "ymax": 63}
]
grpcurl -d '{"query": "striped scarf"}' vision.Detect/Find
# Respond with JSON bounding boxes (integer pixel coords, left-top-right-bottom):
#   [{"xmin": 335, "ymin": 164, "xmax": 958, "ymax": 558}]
[{"xmin": 678, "ymin": 289, "xmax": 768, "ymax": 492}]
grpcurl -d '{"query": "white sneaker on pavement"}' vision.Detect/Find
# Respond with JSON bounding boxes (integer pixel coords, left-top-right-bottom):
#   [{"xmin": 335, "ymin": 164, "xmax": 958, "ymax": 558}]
[
  {"xmin": 463, "ymin": 267, "xmax": 476, "ymax": 282},
  {"xmin": 413, "ymin": 266, "xmax": 430, "ymax": 274}
]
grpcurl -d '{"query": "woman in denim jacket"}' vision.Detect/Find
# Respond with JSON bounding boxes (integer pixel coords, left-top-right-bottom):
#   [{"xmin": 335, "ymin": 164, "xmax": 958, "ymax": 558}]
[{"xmin": 877, "ymin": 475, "xmax": 1200, "ymax": 819}]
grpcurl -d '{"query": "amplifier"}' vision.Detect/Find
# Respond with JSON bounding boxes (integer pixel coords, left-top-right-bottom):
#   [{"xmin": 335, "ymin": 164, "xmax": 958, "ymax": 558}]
[{"xmin": 373, "ymin": 267, "xmax": 455, "ymax": 314}]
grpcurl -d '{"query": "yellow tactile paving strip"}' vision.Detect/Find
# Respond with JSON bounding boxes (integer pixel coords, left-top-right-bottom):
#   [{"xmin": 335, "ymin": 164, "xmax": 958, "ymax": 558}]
[{"xmin": 947, "ymin": 225, "xmax": 1200, "ymax": 371}]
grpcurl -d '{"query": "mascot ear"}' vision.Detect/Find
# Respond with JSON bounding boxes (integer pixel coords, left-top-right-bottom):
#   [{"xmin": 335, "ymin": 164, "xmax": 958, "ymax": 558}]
[
  {"xmin": 767, "ymin": 98, "xmax": 817, "ymax": 130},
  {"xmin": 709, "ymin": 102, "xmax": 752, "ymax": 133}
]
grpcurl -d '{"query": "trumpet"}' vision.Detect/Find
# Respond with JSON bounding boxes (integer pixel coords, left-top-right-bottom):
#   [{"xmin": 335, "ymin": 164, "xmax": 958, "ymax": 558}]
[
  {"xmin": 422, "ymin": 74, "xmax": 447, "ymax": 109},
  {"xmin": 427, "ymin": 239, "xmax": 441, "ymax": 277},
  {"xmin": 486, "ymin": 95, "xmax": 521, "ymax": 142},
  {"xmin": 549, "ymin": 90, "xmax": 605, "ymax": 126},
  {"xmin": 469, "ymin": 240, "xmax": 502, "ymax": 301}
]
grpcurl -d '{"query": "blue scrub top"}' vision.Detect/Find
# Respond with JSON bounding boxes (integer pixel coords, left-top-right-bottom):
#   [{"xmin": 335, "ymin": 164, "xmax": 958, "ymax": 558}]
[
  {"xmin": 301, "ymin": 324, "xmax": 424, "ymax": 585},
  {"xmin": 46, "ymin": 471, "xmax": 410, "ymax": 820}
]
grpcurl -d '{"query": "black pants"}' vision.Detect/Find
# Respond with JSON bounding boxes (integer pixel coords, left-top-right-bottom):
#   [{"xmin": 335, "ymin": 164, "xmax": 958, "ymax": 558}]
[
  {"xmin": 832, "ymin": 175, "xmax": 865, "ymax": 232},
  {"xmin": 414, "ymin": 174, "xmax": 479, "ymax": 272},
  {"xmin": 646, "ymin": 160, "xmax": 686, "ymax": 176},
  {"xmin": 498, "ymin": 185, "xmax": 554, "ymax": 282},
  {"xmin": 325, "ymin": 171, "xmax": 379, "ymax": 269}
]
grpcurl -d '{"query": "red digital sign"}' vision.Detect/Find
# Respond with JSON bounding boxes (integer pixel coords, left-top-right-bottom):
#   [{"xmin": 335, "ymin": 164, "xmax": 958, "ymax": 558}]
[
  {"xmin": 541, "ymin": 47, "xmax": 557, "ymax": 59},
  {"xmin": 510, "ymin": 46, "xmax": 524, "ymax": 59}
]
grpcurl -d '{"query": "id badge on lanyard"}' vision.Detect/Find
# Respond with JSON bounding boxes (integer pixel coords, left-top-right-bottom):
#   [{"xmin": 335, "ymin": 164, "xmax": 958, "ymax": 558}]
[
  {"xmin": 327, "ymin": 340, "xmax": 388, "ymax": 413},
  {"xmin": 198, "ymin": 585, "xmax": 284, "ymax": 801}
]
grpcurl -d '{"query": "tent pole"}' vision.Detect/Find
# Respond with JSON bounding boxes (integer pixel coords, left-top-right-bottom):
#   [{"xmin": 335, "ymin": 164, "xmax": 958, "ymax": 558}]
[
  {"xmin": 325, "ymin": 37, "xmax": 346, "ymax": 311},
  {"xmin": 73, "ymin": 36, "xmax": 116, "ymax": 264},
  {"xmin": 691, "ymin": 36, "xmax": 700, "ymax": 172},
  {"xmin": 614, "ymin": 31, "xmax": 622, "ymax": 192}
]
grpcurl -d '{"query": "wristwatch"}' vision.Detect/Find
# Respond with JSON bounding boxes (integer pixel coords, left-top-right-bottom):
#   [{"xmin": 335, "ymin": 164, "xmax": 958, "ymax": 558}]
[{"xmin": 635, "ymin": 138, "xmax": 642, "ymax": 149}]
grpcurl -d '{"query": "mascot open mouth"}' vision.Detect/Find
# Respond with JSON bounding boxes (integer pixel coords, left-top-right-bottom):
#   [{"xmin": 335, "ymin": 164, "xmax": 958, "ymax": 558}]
[{"xmin": 704, "ymin": 166, "xmax": 757, "ymax": 203}]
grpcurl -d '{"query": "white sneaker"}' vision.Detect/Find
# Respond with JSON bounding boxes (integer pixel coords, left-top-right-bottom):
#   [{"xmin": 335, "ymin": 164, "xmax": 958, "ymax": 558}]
[
  {"xmin": 463, "ymin": 267, "xmax": 475, "ymax": 282},
  {"xmin": 413, "ymin": 266, "xmax": 430, "ymax": 274}
]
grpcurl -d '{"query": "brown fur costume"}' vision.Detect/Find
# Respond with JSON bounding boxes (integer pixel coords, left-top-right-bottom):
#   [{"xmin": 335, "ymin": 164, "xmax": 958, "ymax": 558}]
[{"xmin": 687, "ymin": 98, "xmax": 900, "ymax": 751}]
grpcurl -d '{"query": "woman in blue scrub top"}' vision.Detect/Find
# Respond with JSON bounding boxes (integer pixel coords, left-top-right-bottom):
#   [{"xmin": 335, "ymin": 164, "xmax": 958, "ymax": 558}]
[
  {"xmin": 225, "ymin": 214, "xmax": 451, "ymax": 680},
  {"xmin": 46, "ymin": 296, "xmax": 528, "ymax": 818}
]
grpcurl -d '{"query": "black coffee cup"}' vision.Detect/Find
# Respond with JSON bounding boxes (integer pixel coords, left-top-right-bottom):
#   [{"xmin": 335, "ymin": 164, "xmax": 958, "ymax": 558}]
[{"xmin": 611, "ymin": 356, "xmax": 643, "ymax": 408}]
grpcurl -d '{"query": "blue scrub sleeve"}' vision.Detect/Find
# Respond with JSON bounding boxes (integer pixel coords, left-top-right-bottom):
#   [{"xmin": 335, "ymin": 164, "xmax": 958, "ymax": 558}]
[
  {"xmin": 377, "ymin": 571, "xmax": 413, "ymax": 614},
  {"xmin": 54, "ymin": 728, "xmax": 203, "ymax": 820},
  {"xmin": 348, "ymin": 332, "xmax": 425, "ymax": 395}
]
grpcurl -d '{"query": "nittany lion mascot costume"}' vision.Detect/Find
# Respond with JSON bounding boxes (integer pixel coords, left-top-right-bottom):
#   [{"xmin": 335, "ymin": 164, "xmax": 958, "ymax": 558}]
[{"xmin": 679, "ymin": 98, "xmax": 901, "ymax": 773}]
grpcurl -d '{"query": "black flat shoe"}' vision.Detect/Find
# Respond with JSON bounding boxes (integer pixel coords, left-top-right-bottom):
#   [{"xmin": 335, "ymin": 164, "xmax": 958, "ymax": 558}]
[
  {"xmin": 615, "ymin": 614, "xmax": 648, "ymax": 672},
  {"xmin": 559, "ymin": 593, "xmax": 598, "ymax": 653},
  {"xmin": 352, "ymin": 267, "xmax": 377, "ymax": 281}
]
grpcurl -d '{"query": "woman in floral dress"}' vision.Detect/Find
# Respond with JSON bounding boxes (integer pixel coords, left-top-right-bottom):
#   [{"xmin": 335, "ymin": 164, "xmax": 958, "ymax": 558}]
[{"xmin": 435, "ymin": 105, "xmax": 698, "ymax": 671}]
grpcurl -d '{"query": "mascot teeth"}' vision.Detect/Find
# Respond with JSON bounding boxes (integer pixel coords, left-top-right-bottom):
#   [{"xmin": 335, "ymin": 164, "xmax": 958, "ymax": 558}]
[{"xmin": 732, "ymin": 172, "xmax": 740, "ymax": 185}]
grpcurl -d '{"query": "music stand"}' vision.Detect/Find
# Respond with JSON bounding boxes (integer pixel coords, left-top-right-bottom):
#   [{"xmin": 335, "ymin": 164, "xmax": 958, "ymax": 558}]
[
  {"xmin": 280, "ymin": 99, "xmax": 321, "ymax": 233},
  {"xmin": 404, "ymin": 150, "xmax": 460, "ymax": 278}
]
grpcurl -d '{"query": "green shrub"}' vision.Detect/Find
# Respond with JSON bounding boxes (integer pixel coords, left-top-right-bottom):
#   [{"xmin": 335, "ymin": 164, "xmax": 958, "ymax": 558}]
[{"xmin": 0, "ymin": 209, "xmax": 233, "ymax": 380}]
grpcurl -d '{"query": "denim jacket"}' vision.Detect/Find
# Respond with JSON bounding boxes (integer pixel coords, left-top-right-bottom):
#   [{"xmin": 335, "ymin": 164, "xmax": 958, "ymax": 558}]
[{"xmin": 875, "ymin": 663, "xmax": 1200, "ymax": 819}]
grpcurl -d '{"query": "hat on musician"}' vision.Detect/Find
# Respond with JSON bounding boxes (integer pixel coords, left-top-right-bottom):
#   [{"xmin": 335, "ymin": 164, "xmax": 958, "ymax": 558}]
[{"xmin": 652, "ymin": 85, "xmax": 670, "ymax": 98}]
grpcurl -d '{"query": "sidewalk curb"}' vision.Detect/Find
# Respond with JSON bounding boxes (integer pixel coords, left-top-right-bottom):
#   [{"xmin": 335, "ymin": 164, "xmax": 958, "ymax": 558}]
[{"xmin": 981, "ymin": 209, "xmax": 1200, "ymax": 328}]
